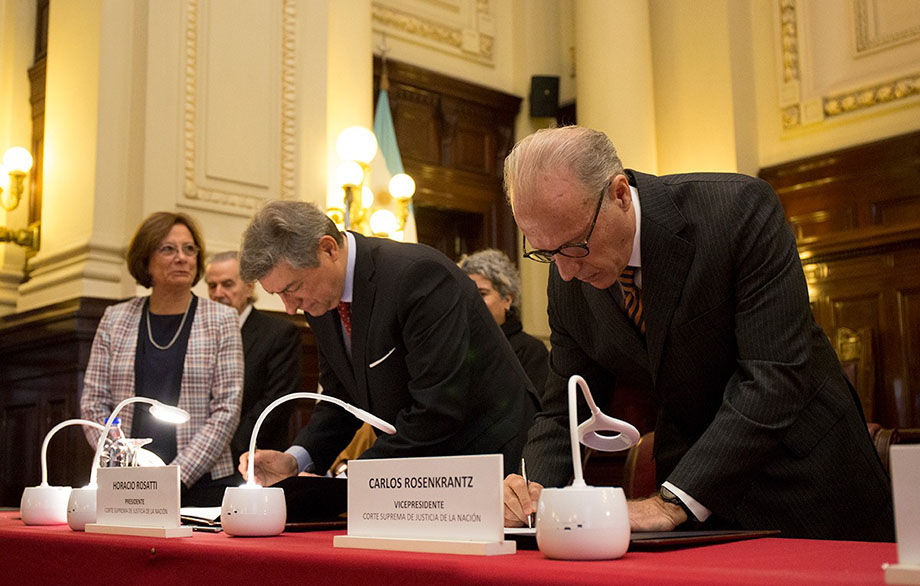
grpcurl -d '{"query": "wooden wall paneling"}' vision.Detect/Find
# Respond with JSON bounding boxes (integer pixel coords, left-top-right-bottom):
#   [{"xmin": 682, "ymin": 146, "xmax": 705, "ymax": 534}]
[
  {"xmin": 0, "ymin": 298, "xmax": 114, "ymax": 506},
  {"xmin": 761, "ymin": 131, "xmax": 920, "ymax": 430},
  {"xmin": 374, "ymin": 57, "xmax": 522, "ymax": 262},
  {"xmin": 898, "ymin": 286, "xmax": 920, "ymax": 427}
]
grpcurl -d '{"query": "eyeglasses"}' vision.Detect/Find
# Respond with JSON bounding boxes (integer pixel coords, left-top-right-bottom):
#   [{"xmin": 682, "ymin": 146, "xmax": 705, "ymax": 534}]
[
  {"xmin": 156, "ymin": 243, "xmax": 200, "ymax": 258},
  {"xmin": 522, "ymin": 180, "xmax": 610, "ymax": 263}
]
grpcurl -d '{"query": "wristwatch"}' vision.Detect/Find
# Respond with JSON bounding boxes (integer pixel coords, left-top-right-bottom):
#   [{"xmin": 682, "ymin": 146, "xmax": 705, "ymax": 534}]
[{"xmin": 659, "ymin": 486, "xmax": 696, "ymax": 521}]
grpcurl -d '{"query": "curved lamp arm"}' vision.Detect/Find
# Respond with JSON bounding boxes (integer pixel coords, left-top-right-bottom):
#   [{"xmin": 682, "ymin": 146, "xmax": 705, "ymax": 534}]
[
  {"xmin": 246, "ymin": 391, "xmax": 397, "ymax": 487},
  {"xmin": 568, "ymin": 375, "xmax": 640, "ymax": 488},
  {"xmin": 89, "ymin": 397, "xmax": 190, "ymax": 486},
  {"xmin": 40, "ymin": 419, "xmax": 105, "ymax": 486}
]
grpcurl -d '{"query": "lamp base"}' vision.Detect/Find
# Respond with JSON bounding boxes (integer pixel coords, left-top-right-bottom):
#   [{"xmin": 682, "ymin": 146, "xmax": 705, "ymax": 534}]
[
  {"xmin": 67, "ymin": 486, "xmax": 97, "ymax": 531},
  {"xmin": 20, "ymin": 485, "xmax": 72, "ymax": 525},
  {"xmin": 221, "ymin": 486, "xmax": 286, "ymax": 536},
  {"xmin": 536, "ymin": 485, "xmax": 630, "ymax": 560}
]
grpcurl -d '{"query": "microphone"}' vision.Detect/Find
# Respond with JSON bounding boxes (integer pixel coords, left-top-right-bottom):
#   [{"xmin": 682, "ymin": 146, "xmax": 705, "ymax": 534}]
[
  {"xmin": 535, "ymin": 375, "xmax": 639, "ymax": 560},
  {"xmin": 221, "ymin": 391, "xmax": 396, "ymax": 536}
]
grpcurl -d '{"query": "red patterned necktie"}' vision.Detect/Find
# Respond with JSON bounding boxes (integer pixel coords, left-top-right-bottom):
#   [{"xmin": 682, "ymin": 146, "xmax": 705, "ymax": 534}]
[
  {"xmin": 337, "ymin": 301, "xmax": 352, "ymax": 337},
  {"xmin": 618, "ymin": 266, "xmax": 645, "ymax": 334}
]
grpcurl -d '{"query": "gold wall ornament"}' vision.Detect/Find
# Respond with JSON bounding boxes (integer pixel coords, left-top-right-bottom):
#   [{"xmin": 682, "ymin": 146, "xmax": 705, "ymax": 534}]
[
  {"xmin": 824, "ymin": 74, "xmax": 920, "ymax": 118},
  {"xmin": 328, "ymin": 126, "xmax": 415, "ymax": 241},
  {"xmin": 0, "ymin": 146, "xmax": 40, "ymax": 254}
]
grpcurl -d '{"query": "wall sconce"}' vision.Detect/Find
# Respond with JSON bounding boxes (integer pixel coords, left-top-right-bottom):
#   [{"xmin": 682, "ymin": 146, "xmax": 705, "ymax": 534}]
[
  {"xmin": 0, "ymin": 146, "xmax": 40, "ymax": 253},
  {"xmin": 328, "ymin": 126, "xmax": 415, "ymax": 240}
]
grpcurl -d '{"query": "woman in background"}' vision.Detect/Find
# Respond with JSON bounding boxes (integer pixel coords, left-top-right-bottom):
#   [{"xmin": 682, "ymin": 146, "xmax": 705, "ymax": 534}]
[
  {"xmin": 459, "ymin": 249, "xmax": 549, "ymax": 392},
  {"xmin": 81, "ymin": 211, "xmax": 243, "ymax": 505}
]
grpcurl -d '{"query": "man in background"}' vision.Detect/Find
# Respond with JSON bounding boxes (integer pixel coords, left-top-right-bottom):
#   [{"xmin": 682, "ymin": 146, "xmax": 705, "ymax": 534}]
[{"xmin": 205, "ymin": 251, "xmax": 302, "ymax": 465}]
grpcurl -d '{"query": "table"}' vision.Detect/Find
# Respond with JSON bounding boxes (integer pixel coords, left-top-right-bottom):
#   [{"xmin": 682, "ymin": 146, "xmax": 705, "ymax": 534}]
[{"xmin": 0, "ymin": 512, "xmax": 897, "ymax": 586}]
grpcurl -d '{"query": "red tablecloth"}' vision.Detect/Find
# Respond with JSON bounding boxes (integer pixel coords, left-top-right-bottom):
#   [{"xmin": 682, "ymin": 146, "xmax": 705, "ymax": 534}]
[{"xmin": 0, "ymin": 512, "xmax": 897, "ymax": 586}]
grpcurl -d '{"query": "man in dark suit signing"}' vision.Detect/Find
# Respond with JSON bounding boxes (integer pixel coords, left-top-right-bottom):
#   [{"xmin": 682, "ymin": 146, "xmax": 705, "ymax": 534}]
[
  {"xmin": 237, "ymin": 200, "xmax": 538, "ymax": 483},
  {"xmin": 502, "ymin": 126, "xmax": 894, "ymax": 541},
  {"xmin": 205, "ymin": 251, "xmax": 302, "ymax": 465}
]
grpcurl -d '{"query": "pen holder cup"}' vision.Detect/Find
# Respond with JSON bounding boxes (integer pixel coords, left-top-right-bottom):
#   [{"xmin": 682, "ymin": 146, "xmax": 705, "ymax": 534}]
[
  {"xmin": 536, "ymin": 485, "xmax": 630, "ymax": 560},
  {"xmin": 66, "ymin": 486, "xmax": 97, "ymax": 531},
  {"xmin": 221, "ymin": 486, "xmax": 287, "ymax": 536},
  {"xmin": 20, "ymin": 485, "xmax": 72, "ymax": 525}
]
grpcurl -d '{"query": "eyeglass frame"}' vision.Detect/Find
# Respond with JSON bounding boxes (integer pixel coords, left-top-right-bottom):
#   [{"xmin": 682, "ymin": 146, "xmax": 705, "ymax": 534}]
[
  {"xmin": 522, "ymin": 180, "xmax": 611, "ymax": 263},
  {"xmin": 156, "ymin": 243, "xmax": 200, "ymax": 258}
]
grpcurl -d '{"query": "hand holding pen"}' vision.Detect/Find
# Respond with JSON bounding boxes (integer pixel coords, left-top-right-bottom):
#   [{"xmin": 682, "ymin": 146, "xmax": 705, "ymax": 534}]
[{"xmin": 521, "ymin": 458, "xmax": 532, "ymax": 528}]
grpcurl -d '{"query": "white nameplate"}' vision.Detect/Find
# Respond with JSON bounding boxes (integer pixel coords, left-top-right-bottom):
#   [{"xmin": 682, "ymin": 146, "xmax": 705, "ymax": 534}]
[
  {"xmin": 93, "ymin": 465, "xmax": 182, "ymax": 528},
  {"xmin": 344, "ymin": 454, "xmax": 505, "ymax": 542}
]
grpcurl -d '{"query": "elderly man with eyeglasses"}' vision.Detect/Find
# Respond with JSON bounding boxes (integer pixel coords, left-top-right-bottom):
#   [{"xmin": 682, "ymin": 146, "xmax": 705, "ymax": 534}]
[{"xmin": 501, "ymin": 126, "xmax": 894, "ymax": 542}]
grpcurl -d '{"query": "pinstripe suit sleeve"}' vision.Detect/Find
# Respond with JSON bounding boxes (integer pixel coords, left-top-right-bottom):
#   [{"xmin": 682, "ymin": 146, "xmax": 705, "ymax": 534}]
[
  {"xmin": 174, "ymin": 300, "xmax": 243, "ymax": 485},
  {"xmin": 666, "ymin": 178, "xmax": 823, "ymax": 511}
]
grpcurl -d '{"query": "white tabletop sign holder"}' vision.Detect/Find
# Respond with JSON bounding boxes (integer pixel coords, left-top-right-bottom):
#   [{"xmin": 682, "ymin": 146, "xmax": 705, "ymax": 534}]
[
  {"xmin": 884, "ymin": 445, "xmax": 920, "ymax": 585},
  {"xmin": 334, "ymin": 454, "xmax": 515, "ymax": 556},
  {"xmin": 85, "ymin": 465, "xmax": 191, "ymax": 538}
]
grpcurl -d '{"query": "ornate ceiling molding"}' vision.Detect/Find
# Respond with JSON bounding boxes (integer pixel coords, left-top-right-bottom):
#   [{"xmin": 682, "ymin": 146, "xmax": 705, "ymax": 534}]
[
  {"xmin": 181, "ymin": 0, "xmax": 296, "ymax": 215},
  {"xmin": 776, "ymin": 0, "xmax": 920, "ymax": 129},
  {"xmin": 854, "ymin": 0, "xmax": 920, "ymax": 55},
  {"xmin": 372, "ymin": 1, "xmax": 494, "ymax": 64},
  {"xmin": 824, "ymin": 73, "xmax": 920, "ymax": 117}
]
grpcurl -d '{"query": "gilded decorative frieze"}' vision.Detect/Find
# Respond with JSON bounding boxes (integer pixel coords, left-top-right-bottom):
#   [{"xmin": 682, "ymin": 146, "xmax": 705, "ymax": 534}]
[
  {"xmin": 777, "ymin": 0, "xmax": 920, "ymax": 129},
  {"xmin": 824, "ymin": 74, "xmax": 920, "ymax": 117},
  {"xmin": 372, "ymin": 1, "xmax": 494, "ymax": 64}
]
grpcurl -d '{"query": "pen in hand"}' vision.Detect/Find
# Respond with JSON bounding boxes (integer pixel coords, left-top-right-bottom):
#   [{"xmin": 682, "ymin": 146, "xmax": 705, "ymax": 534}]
[{"xmin": 521, "ymin": 458, "xmax": 533, "ymax": 528}]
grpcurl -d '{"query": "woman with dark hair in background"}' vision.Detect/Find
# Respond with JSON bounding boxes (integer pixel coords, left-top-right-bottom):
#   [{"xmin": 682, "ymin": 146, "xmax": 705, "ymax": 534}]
[{"xmin": 81, "ymin": 211, "xmax": 243, "ymax": 506}]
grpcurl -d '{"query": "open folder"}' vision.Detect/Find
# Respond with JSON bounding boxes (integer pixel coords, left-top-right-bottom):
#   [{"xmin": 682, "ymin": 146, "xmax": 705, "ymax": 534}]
[
  {"xmin": 505, "ymin": 527, "xmax": 780, "ymax": 550},
  {"xmin": 182, "ymin": 476, "xmax": 348, "ymax": 530}
]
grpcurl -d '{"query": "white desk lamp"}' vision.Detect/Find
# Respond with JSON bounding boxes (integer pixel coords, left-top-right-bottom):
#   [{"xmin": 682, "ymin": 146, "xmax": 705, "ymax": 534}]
[
  {"xmin": 221, "ymin": 391, "xmax": 396, "ymax": 537},
  {"xmin": 20, "ymin": 419, "xmax": 106, "ymax": 525},
  {"xmin": 535, "ymin": 375, "xmax": 640, "ymax": 560},
  {"xmin": 67, "ymin": 397, "xmax": 190, "ymax": 531}
]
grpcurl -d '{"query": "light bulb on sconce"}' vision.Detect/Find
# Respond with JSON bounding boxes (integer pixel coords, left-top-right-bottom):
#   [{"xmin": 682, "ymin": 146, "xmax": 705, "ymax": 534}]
[
  {"xmin": 0, "ymin": 146, "xmax": 33, "ymax": 212},
  {"xmin": 20, "ymin": 419, "xmax": 106, "ymax": 525},
  {"xmin": 535, "ymin": 375, "xmax": 640, "ymax": 560},
  {"xmin": 221, "ymin": 391, "xmax": 396, "ymax": 537},
  {"xmin": 327, "ymin": 127, "xmax": 415, "ymax": 240},
  {"xmin": 66, "ymin": 397, "xmax": 190, "ymax": 531},
  {"xmin": 336, "ymin": 126, "xmax": 378, "ymax": 165}
]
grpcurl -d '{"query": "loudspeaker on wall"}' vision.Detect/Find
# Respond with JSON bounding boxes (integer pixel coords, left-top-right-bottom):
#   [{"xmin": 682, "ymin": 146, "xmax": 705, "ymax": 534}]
[{"xmin": 530, "ymin": 75, "xmax": 560, "ymax": 118}]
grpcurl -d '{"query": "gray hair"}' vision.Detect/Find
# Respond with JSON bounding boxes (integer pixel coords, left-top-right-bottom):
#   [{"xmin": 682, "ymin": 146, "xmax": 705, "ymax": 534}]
[
  {"xmin": 239, "ymin": 200, "xmax": 343, "ymax": 282},
  {"xmin": 207, "ymin": 250, "xmax": 239, "ymax": 266},
  {"xmin": 206, "ymin": 250, "xmax": 257, "ymax": 304},
  {"xmin": 458, "ymin": 249, "xmax": 521, "ymax": 311},
  {"xmin": 503, "ymin": 125, "xmax": 624, "ymax": 208}
]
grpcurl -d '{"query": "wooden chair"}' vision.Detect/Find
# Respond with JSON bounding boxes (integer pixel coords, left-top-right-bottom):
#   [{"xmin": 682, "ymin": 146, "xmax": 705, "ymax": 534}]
[
  {"xmin": 834, "ymin": 326, "xmax": 876, "ymax": 421},
  {"xmin": 622, "ymin": 431, "xmax": 656, "ymax": 499}
]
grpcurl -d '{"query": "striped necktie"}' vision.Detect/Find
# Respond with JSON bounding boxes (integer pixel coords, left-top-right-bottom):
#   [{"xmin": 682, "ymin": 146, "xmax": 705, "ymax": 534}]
[
  {"xmin": 618, "ymin": 266, "xmax": 645, "ymax": 334},
  {"xmin": 337, "ymin": 301, "xmax": 352, "ymax": 337}
]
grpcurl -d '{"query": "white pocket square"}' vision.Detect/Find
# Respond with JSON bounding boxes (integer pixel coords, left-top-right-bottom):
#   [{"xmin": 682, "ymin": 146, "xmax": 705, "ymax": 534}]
[{"xmin": 369, "ymin": 347, "xmax": 396, "ymax": 368}]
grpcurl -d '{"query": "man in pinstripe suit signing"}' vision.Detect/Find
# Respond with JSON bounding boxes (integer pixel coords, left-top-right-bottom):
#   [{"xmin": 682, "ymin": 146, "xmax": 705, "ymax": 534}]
[{"xmin": 502, "ymin": 126, "xmax": 893, "ymax": 541}]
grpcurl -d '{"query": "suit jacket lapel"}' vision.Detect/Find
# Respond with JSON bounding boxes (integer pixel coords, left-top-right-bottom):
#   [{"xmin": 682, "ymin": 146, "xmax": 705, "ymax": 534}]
[
  {"xmin": 350, "ymin": 233, "xmax": 377, "ymax": 408},
  {"xmin": 241, "ymin": 309, "xmax": 259, "ymax": 356},
  {"xmin": 630, "ymin": 171, "xmax": 695, "ymax": 383},
  {"xmin": 309, "ymin": 311, "xmax": 359, "ymax": 396}
]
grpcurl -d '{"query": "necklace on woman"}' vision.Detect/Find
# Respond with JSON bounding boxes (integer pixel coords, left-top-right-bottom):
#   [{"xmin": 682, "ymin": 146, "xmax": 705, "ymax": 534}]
[{"xmin": 146, "ymin": 297, "xmax": 192, "ymax": 351}]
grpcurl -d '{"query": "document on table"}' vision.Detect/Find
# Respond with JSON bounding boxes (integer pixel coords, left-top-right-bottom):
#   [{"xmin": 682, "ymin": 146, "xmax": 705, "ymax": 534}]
[
  {"xmin": 180, "ymin": 506, "xmax": 222, "ymax": 526},
  {"xmin": 504, "ymin": 527, "xmax": 780, "ymax": 550}
]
